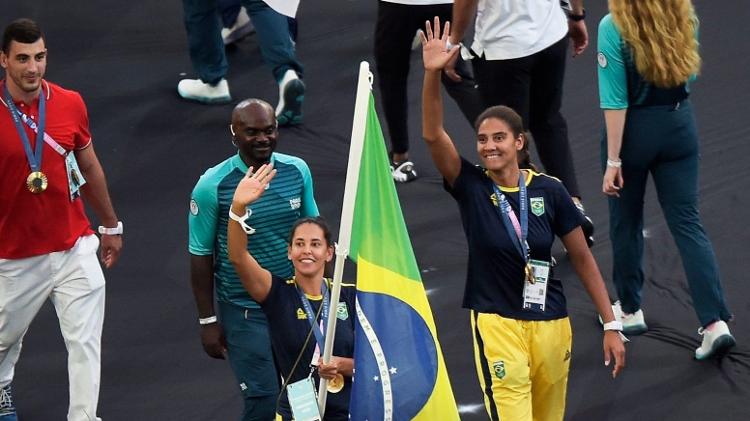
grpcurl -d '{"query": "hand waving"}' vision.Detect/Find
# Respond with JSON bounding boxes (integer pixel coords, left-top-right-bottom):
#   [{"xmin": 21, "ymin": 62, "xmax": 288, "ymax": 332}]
[
  {"xmin": 421, "ymin": 16, "xmax": 460, "ymax": 73},
  {"xmin": 233, "ymin": 163, "xmax": 276, "ymax": 206}
]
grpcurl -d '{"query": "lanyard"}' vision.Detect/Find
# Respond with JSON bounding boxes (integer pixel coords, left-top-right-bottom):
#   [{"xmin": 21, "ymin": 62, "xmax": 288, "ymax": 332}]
[
  {"xmin": 4, "ymin": 85, "xmax": 46, "ymax": 172},
  {"xmin": 491, "ymin": 171, "xmax": 529, "ymax": 263},
  {"xmin": 296, "ymin": 279, "xmax": 330, "ymax": 355}
]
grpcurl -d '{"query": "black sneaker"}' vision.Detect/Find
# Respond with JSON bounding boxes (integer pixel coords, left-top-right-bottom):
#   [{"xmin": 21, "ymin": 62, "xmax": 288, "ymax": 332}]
[
  {"xmin": 0, "ymin": 384, "xmax": 17, "ymax": 420},
  {"xmin": 390, "ymin": 160, "xmax": 417, "ymax": 183},
  {"xmin": 573, "ymin": 200, "xmax": 594, "ymax": 247}
]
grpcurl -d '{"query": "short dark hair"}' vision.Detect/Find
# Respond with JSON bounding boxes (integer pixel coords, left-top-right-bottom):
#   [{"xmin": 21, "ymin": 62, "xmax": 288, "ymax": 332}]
[
  {"xmin": 288, "ymin": 217, "xmax": 333, "ymax": 247},
  {"xmin": 2, "ymin": 18, "xmax": 43, "ymax": 54},
  {"xmin": 474, "ymin": 105, "xmax": 525, "ymax": 138}
]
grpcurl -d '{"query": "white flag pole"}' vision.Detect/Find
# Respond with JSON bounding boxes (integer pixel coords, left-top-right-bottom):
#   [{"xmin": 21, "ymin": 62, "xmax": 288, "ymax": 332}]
[{"xmin": 317, "ymin": 61, "xmax": 372, "ymax": 415}]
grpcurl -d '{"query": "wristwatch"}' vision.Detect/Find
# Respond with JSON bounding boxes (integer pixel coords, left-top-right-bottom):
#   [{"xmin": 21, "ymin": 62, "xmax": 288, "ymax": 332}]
[
  {"xmin": 568, "ymin": 9, "xmax": 586, "ymax": 22},
  {"xmin": 98, "ymin": 221, "xmax": 123, "ymax": 235}
]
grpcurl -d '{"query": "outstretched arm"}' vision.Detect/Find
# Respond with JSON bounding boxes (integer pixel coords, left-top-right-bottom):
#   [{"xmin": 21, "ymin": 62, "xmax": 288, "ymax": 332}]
[
  {"xmin": 421, "ymin": 17, "xmax": 462, "ymax": 186},
  {"xmin": 227, "ymin": 164, "xmax": 277, "ymax": 304},
  {"xmin": 562, "ymin": 228, "xmax": 626, "ymax": 378}
]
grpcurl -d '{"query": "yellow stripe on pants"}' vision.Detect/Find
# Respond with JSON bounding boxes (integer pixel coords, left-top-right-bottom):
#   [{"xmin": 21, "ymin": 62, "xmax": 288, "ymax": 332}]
[{"xmin": 471, "ymin": 311, "xmax": 572, "ymax": 421}]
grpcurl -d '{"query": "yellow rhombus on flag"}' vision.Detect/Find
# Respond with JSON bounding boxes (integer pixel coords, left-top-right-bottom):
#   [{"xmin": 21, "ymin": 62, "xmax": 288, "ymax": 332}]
[{"xmin": 347, "ymin": 93, "xmax": 459, "ymax": 420}]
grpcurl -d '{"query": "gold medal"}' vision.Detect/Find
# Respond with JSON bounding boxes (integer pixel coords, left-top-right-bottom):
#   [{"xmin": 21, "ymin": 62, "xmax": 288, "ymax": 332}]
[
  {"xmin": 326, "ymin": 373, "xmax": 345, "ymax": 394},
  {"xmin": 26, "ymin": 171, "xmax": 48, "ymax": 194},
  {"xmin": 525, "ymin": 263, "xmax": 535, "ymax": 284}
]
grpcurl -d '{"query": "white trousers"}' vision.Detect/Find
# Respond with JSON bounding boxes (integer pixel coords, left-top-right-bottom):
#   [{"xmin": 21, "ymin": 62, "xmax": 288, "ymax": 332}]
[{"xmin": 0, "ymin": 234, "xmax": 105, "ymax": 421}]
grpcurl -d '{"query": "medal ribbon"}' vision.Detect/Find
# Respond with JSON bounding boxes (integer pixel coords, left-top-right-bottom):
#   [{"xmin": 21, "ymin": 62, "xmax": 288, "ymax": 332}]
[
  {"xmin": 1, "ymin": 84, "xmax": 66, "ymax": 155},
  {"xmin": 3, "ymin": 85, "xmax": 46, "ymax": 172},
  {"xmin": 491, "ymin": 172, "xmax": 529, "ymax": 264},
  {"xmin": 296, "ymin": 279, "xmax": 330, "ymax": 356}
]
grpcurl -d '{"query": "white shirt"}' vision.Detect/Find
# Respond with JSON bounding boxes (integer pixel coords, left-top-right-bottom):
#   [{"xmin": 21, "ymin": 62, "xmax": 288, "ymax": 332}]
[{"xmin": 471, "ymin": 0, "xmax": 568, "ymax": 60}]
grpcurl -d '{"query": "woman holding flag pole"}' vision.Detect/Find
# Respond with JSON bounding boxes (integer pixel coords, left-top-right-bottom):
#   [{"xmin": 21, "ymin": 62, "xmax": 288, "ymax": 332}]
[
  {"xmin": 420, "ymin": 17, "xmax": 625, "ymax": 421},
  {"xmin": 226, "ymin": 163, "xmax": 355, "ymax": 421}
]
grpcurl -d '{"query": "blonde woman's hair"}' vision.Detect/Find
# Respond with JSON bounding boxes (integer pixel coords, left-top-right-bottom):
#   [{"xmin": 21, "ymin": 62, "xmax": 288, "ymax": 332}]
[{"xmin": 610, "ymin": 0, "xmax": 701, "ymax": 87}]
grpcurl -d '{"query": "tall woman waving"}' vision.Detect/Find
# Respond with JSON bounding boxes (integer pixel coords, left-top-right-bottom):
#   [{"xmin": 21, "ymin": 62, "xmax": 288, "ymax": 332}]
[
  {"xmin": 598, "ymin": 0, "xmax": 735, "ymax": 359},
  {"xmin": 421, "ymin": 17, "xmax": 625, "ymax": 421}
]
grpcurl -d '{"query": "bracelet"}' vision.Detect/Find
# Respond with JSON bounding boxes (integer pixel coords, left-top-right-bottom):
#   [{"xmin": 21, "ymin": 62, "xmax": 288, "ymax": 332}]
[
  {"xmin": 606, "ymin": 159, "xmax": 622, "ymax": 168},
  {"xmin": 198, "ymin": 315, "xmax": 218, "ymax": 325},
  {"xmin": 98, "ymin": 221, "xmax": 123, "ymax": 235},
  {"xmin": 228, "ymin": 208, "xmax": 256, "ymax": 235},
  {"xmin": 602, "ymin": 320, "xmax": 623, "ymax": 331},
  {"xmin": 568, "ymin": 8, "xmax": 586, "ymax": 21}
]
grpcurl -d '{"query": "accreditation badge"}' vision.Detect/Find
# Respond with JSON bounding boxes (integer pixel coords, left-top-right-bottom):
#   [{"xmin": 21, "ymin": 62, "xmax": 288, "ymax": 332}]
[
  {"xmin": 522, "ymin": 259, "xmax": 550, "ymax": 312},
  {"xmin": 65, "ymin": 152, "xmax": 87, "ymax": 201},
  {"xmin": 287, "ymin": 376, "xmax": 322, "ymax": 421}
]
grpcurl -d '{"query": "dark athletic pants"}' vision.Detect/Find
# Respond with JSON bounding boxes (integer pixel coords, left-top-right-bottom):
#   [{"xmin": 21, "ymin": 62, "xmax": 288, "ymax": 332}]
[
  {"xmin": 472, "ymin": 35, "xmax": 580, "ymax": 198},
  {"xmin": 375, "ymin": 1, "xmax": 483, "ymax": 156},
  {"xmin": 602, "ymin": 101, "xmax": 732, "ymax": 327},
  {"xmin": 218, "ymin": 301, "xmax": 279, "ymax": 421}
]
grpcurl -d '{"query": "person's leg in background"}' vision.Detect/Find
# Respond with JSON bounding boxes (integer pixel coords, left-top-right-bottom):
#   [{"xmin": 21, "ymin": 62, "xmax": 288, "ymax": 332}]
[
  {"xmin": 219, "ymin": 0, "xmax": 255, "ymax": 46},
  {"xmin": 243, "ymin": 0, "xmax": 305, "ymax": 126},
  {"xmin": 178, "ymin": 0, "xmax": 232, "ymax": 103},
  {"xmin": 650, "ymin": 103, "xmax": 734, "ymax": 359},
  {"xmin": 528, "ymin": 37, "xmax": 578, "ymax": 198},
  {"xmin": 374, "ymin": 1, "xmax": 418, "ymax": 182},
  {"xmin": 604, "ymin": 109, "xmax": 652, "ymax": 335},
  {"xmin": 472, "ymin": 53, "xmax": 531, "ymax": 125},
  {"xmin": 528, "ymin": 36, "xmax": 594, "ymax": 246},
  {"xmin": 219, "ymin": 0, "xmax": 241, "ymax": 28}
]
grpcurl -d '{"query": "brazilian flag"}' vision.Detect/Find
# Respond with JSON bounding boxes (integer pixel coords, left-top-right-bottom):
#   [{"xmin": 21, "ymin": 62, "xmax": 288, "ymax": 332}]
[{"xmin": 348, "ymin": 94, "xmax": 459, "ymax": 420}]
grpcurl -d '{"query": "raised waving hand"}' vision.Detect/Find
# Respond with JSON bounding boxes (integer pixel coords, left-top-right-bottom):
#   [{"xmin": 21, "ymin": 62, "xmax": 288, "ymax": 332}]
[{"xmin": 420, "ymin": 16, "xmax": 460, "ymax": 73}]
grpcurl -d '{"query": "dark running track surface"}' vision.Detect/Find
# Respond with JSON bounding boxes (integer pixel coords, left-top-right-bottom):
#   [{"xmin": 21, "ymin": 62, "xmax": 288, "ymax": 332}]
[{"xmin": 5, "ymin": 1, "xmax": 749, "ymax": 420}]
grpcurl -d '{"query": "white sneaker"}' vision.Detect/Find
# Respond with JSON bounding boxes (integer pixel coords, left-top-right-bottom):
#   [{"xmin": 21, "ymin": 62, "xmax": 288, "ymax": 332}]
[
  {"xmin": 390, "ymin": 160, "xmax": 417, "ymax": 183},
  {"xmin": 275, "ymin": 69, "xmax": 304, "ymax": 126},
  {"xmin": 222, "ymin": 7, "xmax": 255, "ymax": 45},
  {"xmin": 599, "ymin": 301, "xmax": 648, "ymax": 335},
  {"xmin": 695, "ymin": 320, "xmax": 736, "ymax": 360},
  {"xmin": 621, "ymin": 307, "xmax": 648, "ymax": 335},
  {"xmin": 177, "ymin": 78, "xmax": 231, "ymax": 104}
]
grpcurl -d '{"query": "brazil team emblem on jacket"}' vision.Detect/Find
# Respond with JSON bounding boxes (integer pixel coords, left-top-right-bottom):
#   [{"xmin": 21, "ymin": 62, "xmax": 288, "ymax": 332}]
[
  {"xmin": 296, "ymin": 308, "xmax": 307, "ymax": 320},
  {"xmin": 530, "ymin": 197, "xmax": 545, "ymax": 216},
  {"xmin": 336, "ymin": 302, "xmax": 349, "ymax": 321},
  {"xmin": 492, "ymin": 360, "xmax": 506, "ymax": 379}
]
